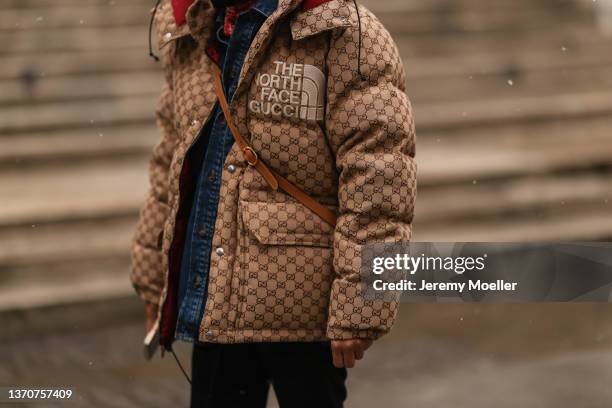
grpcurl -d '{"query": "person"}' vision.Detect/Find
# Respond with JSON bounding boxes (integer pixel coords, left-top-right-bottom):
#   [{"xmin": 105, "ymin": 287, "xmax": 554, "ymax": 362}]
[{"xmin": 131, "ymin": 0, "xmax": 416, "ymax": 406}]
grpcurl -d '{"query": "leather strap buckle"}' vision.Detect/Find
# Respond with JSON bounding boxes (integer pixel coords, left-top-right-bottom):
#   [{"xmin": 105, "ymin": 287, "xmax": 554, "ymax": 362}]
[{"xmin": 243, "ymin": 146, "xmax": 258, "ymax": 166}]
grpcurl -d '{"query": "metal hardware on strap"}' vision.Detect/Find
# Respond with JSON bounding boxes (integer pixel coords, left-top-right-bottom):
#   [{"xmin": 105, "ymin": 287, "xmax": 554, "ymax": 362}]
[
  {"xmin": 210, "ymin": 64, "xmax": 337, "ymax": 227},
  {"xmin": 243, "ymin": 147, "xmax": 258, "ymax": 166}
]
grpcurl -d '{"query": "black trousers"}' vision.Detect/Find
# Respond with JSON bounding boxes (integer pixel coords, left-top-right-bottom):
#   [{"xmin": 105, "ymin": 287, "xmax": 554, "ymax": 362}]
[{"xmin": 191, "ymin": 342, "xmax": 347, "ymax": 408}]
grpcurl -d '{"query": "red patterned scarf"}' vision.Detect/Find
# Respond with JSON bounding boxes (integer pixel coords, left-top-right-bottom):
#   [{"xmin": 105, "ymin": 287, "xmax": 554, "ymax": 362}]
[{"xmin": 223, "ymin": 0, "xmax": 257, "ymax": 36}]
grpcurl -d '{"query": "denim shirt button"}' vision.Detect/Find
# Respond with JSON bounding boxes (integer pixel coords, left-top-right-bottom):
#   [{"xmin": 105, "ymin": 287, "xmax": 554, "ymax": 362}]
[
  {"xmin": 198, "ymin": 226, "xmax": 208, "ymax": 238},
  {"xmin": 208, "ymin": 169, "xmax": 217, "ymax": 182},
  {"xmin": 216, "ymin": 247, "xmax": 225, "ymax": 256},
  {"xmin": 193, "ymin": 275, "xmax": 202, "ymax": 289},
  {"xmin": 227, "ymin": 164, "xmax": 236, "ymax": 173}
]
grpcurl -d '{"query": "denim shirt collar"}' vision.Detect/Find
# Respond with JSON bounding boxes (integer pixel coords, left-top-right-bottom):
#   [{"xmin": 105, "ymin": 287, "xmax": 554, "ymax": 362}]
[{"xmin": 253, "ymin": 0, "xmax": 278, "ymax": 17}]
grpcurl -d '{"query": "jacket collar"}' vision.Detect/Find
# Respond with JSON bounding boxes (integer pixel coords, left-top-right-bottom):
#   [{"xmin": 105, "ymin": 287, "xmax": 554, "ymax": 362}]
[
  {"xmin": 290, "ymin": 0, "xmax": 354, "ymax": 41},
  {"xmin": 156, "ymin": 0, "xmax": 216, "ymax": 49}
]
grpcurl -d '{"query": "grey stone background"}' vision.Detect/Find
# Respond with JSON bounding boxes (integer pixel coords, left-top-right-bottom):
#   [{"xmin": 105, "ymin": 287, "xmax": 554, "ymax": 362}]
[{"xmin": 2, "ymin": 0, "xmax": 612, "ymax": 406}]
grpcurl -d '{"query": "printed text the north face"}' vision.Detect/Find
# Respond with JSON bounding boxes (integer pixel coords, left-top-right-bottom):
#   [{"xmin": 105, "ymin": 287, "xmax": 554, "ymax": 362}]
[{"xmin": 249, "ymin": 60, "xmax": 326, "ymax": 122}]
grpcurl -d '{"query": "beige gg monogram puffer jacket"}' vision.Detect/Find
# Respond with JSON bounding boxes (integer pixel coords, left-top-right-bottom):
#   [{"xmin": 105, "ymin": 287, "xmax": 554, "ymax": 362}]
[{"xmin": 130, "ymin": 0, "xmax": 416, "ymax": 345}]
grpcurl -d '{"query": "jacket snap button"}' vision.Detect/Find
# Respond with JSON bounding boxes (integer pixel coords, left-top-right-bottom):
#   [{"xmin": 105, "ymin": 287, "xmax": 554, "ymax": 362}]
[
  {"xmin": 216, "ymin": 247, "xmax": 225, "ymax": 256},
  {"xmin": 227, "ymin": 164, "xmax": 236, "ymax": 173},
  {"xmin": 163, "ymin": 32, "xmax": 172, "ymax": 40}
]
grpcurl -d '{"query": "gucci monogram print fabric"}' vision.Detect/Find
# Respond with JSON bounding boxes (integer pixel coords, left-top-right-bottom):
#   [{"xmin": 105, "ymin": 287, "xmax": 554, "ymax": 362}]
[
  {"xmin": 130, "ymin": 82, "xmax": 176, "ymax": 305},
  {"xmin": 130, "ymin": 0, "xmax": 416, "ymax": 344}
]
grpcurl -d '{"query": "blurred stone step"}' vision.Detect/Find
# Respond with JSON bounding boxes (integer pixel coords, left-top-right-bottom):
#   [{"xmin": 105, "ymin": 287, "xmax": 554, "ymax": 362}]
[
  {"xmin": 376, "ymin": 8, "xmax": 591, "ymax": 36},
  {"xmin": 411, "ymin": 64, "xmax": 612, "ymax": 103},
  {"xmin": 0, "ymin": 214, "xmax": 135, "ymax": 273},
  {"xmin": 0, "ymin": 220, "xmax": 134, "ymax": 312},
  {"xmin": 2, "ymin": 254, "xmax": 129, "ymax": 294},
  {"xmin": 0, "ymin": 124, "xmax": 156, "ymax": 167},
  {"xmin": 0, "ymin": 71, "xmax": 161, "ymax": 106},
  {"xmin": 0, "ymin": 26, "xmax": 146, "ymax": 54},
  {"xmin": 405, "ymin": 42, "xmax": 612, "ymax": 79},
  {"xmin": 0, "ymin": 264, "xmax": 132, "ymax": 311},
  {"xmin": 418, "ymin": 115, "xmax": 612, "ymax": 184},
  {"xmin": 0, "ymin": 157, "xmax": 141, "ymax": 312},
  {"xmin": 415, "ymin": 90, "xmax": 612, "ymax": 132},
  {"xmin": 0, "ymin": 94, "xmax": 155, "ymax": 135},
  {"xmin": 1, "ymin": 49, "xmax": 157, "ymax": 81},
  {"xmin": 1, "ymin": 0, "xmax": 150, "ymax": 9},
  {"xmin": 395, "ymin": 26, "xmax": 605, "ymax": 58},
  {"xmin": 0, "ymin": 4, "xmax": 149, "ymax": 30},
  {"xmin": 0, "ymin": 157, "xmax": 148, "ymax": 228},
  {"xmin": 413, "ymin": 204, "xmax": 612, "ymax": 241},
  {"xmin": 416, "ymin": 172, "xmax": 612, "ymax": 224},
  {"xmin": 361, "ymin": 0, "xmax": 581, "ymax": 14},
  {"xmin": 0, "ymin": 213, "xmax": 136, "ymax": 313}
]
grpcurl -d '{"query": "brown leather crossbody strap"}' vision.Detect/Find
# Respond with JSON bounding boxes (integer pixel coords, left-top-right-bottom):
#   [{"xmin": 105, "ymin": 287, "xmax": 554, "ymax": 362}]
[{"xmin": 211, "ymin": 64, "xmax": 337, "ymax": 227}]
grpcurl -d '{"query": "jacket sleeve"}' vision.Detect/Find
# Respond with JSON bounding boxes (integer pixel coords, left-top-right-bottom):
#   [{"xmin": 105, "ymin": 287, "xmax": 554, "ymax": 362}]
[
  {"xmin": 324, "ymin": 10, "xmax": 417, "ymax": 340},
  {"xmin": 130, "ymin": 82, "xmax": 177, "ymax": 305}
]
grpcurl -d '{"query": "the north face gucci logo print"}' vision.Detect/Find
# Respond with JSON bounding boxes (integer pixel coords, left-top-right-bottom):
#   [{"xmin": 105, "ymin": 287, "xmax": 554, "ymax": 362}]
[{"xmin": 249, "ymin": 61, "xmax": 326, "ymax": 122}]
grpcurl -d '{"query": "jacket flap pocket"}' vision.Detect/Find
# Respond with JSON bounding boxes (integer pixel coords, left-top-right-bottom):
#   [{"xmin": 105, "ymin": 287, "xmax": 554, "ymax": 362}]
[{"xmin": 240, "ymin": 201, "xmax": 334, "ymax": 247}]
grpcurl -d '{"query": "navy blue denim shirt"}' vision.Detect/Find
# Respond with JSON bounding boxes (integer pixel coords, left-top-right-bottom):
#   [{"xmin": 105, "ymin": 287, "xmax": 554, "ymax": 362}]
[{"xmin": 176, "ymin": 0, "xmax": 278, "ymax": 343}]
